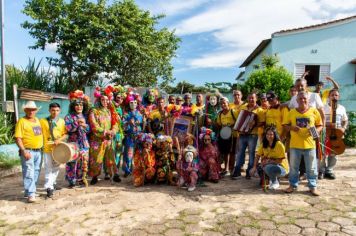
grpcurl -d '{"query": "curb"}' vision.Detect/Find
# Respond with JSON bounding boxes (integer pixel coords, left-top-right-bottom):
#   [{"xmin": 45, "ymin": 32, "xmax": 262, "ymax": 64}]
[{"xmin": 0, "ymin": 166, "xmax": 21, "ymax": 178}]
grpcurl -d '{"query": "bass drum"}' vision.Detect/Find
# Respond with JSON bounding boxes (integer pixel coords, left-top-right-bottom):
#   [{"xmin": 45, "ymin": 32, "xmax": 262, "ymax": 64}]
[
  {"xmin": 52, "ymin": 142, "xmax": 79, "ymax": 164},
  {"xmin": 220, "ymin": 126, "xmax": 232, "ymax": 140}
]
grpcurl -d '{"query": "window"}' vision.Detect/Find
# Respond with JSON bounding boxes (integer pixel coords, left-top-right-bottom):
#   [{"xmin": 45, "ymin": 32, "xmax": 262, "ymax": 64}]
[
  {"xmin": 304, "ymin": 65, "xmax": 320, "ymax": 86},
  {"xmin": 294, "ymin": 64, "xmax": 330, "ymax": 86}
]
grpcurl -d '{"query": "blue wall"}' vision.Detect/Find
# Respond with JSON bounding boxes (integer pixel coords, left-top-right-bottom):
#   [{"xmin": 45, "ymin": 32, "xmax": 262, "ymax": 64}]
[
  {"xmin": 18, "ymin": 99, "xmax": 71, "ymax": 119},
  {"xmin": 243, "ymin": 19, "xmax": 356, "ymax": 85}
]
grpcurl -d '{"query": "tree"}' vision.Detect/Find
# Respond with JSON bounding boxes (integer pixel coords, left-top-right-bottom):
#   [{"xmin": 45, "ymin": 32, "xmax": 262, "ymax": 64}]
[
  {"xmin": 22, "ymin": 0, "xmax": 180, "ymax": 89},
  {"xmin": 238, "ymin": 55, "xmax": 293, "ymax": 102},
  {"xmin": 205, "ymin": 82, "xmax": 234, "ymax": 93}
]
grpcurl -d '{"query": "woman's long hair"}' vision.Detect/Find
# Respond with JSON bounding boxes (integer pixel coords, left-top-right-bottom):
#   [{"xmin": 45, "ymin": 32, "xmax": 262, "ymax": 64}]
[
  {"xmin": 262, "ymin": 126, "xmax": 280, "ymax": 149},
  {"xmin": 69, "ymin": 101, "xmax": 89, "ymax": 116}
]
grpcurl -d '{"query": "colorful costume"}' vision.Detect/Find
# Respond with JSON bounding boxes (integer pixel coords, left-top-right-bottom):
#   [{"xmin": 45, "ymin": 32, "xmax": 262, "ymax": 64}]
[
  {"xmin": 123, "ymin": 90, "xmax": 143, "ymax": 176},
  {"xmin": 133, "ymin": 133, "xmax": 156, "ymax": 187},
  {"xmin": 65, "ymin": 90, "xmax": 91, "ymax": 187},
  {"xmin": 155, "ymin": 135, "xmax": 175, "ymax": 185},
  {"xmin": 88, "ymin": 86, "xmax": 119, "ymax": 180},
  {"xmin": 177, "ymin": 145, "xmax": 199, "ymax": 191},
  {"xmin": 198, "ymin": 128, "xmax": 220, "ymax": 182}
]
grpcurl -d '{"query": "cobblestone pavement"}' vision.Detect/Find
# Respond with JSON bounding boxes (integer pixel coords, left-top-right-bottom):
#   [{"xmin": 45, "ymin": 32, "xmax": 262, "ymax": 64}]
[{"xmin": 0, "ymin": 149, "xmax": 355, "ymax": 236}]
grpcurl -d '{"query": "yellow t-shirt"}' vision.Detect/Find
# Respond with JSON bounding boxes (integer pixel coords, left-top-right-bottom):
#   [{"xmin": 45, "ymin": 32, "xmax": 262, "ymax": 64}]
[
  {"xmin": 265, "ymin": 106, "xmax": 287, "ymax": 136},
  {"xmin": 148, "ymin": 109, "xmax": 163, "ymax": 121},
  {"xmin": 191, "ymin": 104, "xmax": 205, "ymax": 115},
  {"xmin": 283, "ymin": 108, "xmax": 322, "ymax": 149},
  {"xmin": 256, "ymin": 141, "xmax": 289, "ymax": 173},
  {"xmin": 217, "ymin": 109, "xmax": 239, "ymax": 137},
  {"xmin": 238, "ymin": 106, "xmax": 266, "ymax": 135},
  {"xmin": 229, "ymin": 102, "xmax": 247, "ymax": 111},
  {"xmin": 14, "ymin": 117, "xmax": 43, "ymax": 149},
  {"xmin": 40, "ymin": 118, "xmax": 67, "ymax": 153},
  {"xmin": 321, "ymin": 89, "xmax": 330, "ymax": 104}
]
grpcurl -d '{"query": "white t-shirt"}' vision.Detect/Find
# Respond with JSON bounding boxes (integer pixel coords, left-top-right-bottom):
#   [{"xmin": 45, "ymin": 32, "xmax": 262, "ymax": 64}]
[
  {"xmin": 289, "ymin": 92, "xmax": 324, "ymax": 109},
  {"xmin": 323, "ymin": 103, "xmax": 348, "ymax": 128}
]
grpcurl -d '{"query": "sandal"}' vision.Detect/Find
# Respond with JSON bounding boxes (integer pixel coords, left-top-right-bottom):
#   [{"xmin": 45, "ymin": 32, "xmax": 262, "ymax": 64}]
[{"xmin": 284, "ymin": 186, "xmax": 294, "ymax": 193}]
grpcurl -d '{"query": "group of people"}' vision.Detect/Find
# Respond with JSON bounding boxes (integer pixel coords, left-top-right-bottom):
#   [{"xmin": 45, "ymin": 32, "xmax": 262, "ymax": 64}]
[{"xmin": 14, "ymin": 75, "xmax": 348, "ymax": 203}]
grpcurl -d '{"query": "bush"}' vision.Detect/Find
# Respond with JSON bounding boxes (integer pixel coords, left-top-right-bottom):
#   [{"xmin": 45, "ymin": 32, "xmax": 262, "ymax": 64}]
[
  {"xmin": 238, "ymin": 54, "xmax": 294, "ymax": 102},
  {"xmin": 345, "ymin": 111, "xmax": 356, "ymax": 147},
  {"xmin": 0, "ymin": 153, "xmax": 20, "ymax": 170},
  {"xmin": 0, "ymin": 112, "xmax": 14, "ymax": 145}
]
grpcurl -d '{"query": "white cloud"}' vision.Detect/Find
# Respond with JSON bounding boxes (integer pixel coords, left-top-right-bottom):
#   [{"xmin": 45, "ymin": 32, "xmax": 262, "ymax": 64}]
[
  {"xmin": 171, "ymin": 0, "xmax": 356, "ymax": 69},
  {"xmin": 45, "ymin": 43, "xmax": 58, "ymax": 52},
  {"xmin": 138, "ymin": 0, "xmax": 209, "ymax": 16}
]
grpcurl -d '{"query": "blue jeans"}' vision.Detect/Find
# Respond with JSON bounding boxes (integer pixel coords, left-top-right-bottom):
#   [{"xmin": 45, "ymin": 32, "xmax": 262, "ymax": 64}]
[
  {"xmin": 233, "ymin": 134, "xmax": 258, "ymax": 175},
  {"xmin": 289, "ymin": 148, "xmax": 318, "ymax": 189},
  {"xmin": 263, "ymin": 164, "xmax": 286, "ymax": 184},
  {"xmin": 21, "ymin": 150, "xmax": 42, "ymax": 197}
]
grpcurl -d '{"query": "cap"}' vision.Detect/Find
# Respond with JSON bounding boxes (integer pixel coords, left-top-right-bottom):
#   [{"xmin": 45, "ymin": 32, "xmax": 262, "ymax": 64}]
[
  {"xmin": 266, "ymin": 91, "xmax": 277, "ymax": 100},
  {"xmin": 260, "ymin": 93, "xmax": 267, "ymax": 99}
]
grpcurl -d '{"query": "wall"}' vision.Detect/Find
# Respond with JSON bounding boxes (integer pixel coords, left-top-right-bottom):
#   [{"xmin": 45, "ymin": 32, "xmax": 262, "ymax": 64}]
[
  {"xmin": 18, "ymin": 99, "xmax": 71, "ymax": 119},
  {"xmin": 274, "ymin": 20, "xmax": 356, "ymax": 85},
  {"xmin": 242, "ymin": 42, "xmax": 272, "ymax": 81},
  {"xmin": 339, "ymin": 84, "xmax": 356, "ymax": 112}
]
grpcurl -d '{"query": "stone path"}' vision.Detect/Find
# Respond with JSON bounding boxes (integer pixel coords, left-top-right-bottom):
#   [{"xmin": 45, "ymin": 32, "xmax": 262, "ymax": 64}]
[{"xmin": 0, "ymin": 149, "xmax": 355, "ymax": 236}]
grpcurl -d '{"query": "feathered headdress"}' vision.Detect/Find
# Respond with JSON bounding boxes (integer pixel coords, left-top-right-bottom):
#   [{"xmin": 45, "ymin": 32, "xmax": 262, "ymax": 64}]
[
  {"xmin": 93, "ymin": 86, "xmax": 119, "ymax": 126},
  {"xmin": 199, "ymin": 127, "xmax": 216, "ymax": 141},
  {"xmin": 69, "ymin": 90, "xmax": 90, "ymax": 103},
  {"xmin": 113, "ymin": 85, "xmax": 127, "ymax": 99},
  {"xmin": 156, "ymin": 135, "xmax": 173, "ymax": 144},
  {"xmin": 124, "ymin": 88, "xmax": 141, "ymax": 106}
]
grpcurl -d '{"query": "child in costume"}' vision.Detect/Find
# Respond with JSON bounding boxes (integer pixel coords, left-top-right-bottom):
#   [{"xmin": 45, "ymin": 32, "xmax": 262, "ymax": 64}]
[
  {"xmin": 133, "ymin": 133, "xmax": 156, "ymax": 187},
  {"xmin": 177, "ymin": 145, "xmax": 199, "ymax": 191},
  {"xmin": 155, "ymin": 135, "xmax": 176, "ymax": 185}
]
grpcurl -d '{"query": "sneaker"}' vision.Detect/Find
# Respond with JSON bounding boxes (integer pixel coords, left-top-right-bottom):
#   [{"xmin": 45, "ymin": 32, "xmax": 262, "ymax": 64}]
[
  {"xmin": 123, "ymin": 172, "xmax": 131, "ymax": 178},
  {"xmin": 113, "ymin": 175, "xmax": 121, "ymax": 183},
  {"xmin": 231, "ymin": 172, "xmax": 241, "ymax": 180},
  {"xmin": 269, "ymin": 181, "xmax": 280, "ymax": 190},
  {"xmin": 187, "ymin": 186, "xmax": 196, "ymax": 192},
  {"xmin": 324, "ymin": 172, "xmax": 336, "ymax": 180},
  {"xmin": 46, "ymin": 188, "xmax": 54, "ymax": 198},
  {"xmin": 104, "ymin": 174, "xmax": 110, "ymax": 180},
  {"xmin": 68, "ymin": 182, "xmax": 75, "ymax": 188},
  {"xmin": 245, "ymin": 173, "xmax": 251, "ymax": 180},
  {"xmin": 27, "ymin": 196, "xmax": 36, "ymax": 203},
  {"xmin": 90, "ymin": 177, "xmax": 98, "ymax": 185}
]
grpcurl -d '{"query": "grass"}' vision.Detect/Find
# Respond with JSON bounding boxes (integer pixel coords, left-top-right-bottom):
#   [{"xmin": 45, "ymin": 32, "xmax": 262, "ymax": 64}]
[{"xmin": 0, "ymin": 153, "xmax": 20, "ymax": 170}]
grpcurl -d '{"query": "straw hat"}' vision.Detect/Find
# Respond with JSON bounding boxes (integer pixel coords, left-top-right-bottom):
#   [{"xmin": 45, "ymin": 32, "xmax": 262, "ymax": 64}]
[{"xmin": 22, "ymin": 101, "xmax": 41, "ymax": 111}]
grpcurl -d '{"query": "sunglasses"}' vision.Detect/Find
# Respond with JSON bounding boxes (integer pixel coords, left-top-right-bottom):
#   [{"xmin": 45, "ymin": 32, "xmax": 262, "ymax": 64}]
[{"xmin": 75, "ymin": 103, "xmax": 83, "ymax": 106}]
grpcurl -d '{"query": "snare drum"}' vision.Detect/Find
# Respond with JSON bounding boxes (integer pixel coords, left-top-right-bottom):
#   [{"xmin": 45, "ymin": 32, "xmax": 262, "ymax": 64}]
[
  {"xmin": 52, "ymin": 142, "xmax": 80, "ymax": 164},
  {"xmin": 220, "ymin": 126, "xmax": 232, "ymax": 140}
]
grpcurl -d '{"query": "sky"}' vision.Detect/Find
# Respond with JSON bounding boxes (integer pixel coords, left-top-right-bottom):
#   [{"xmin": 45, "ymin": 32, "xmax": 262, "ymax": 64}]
[{"xmin": 4, "ymin": 0, "xmax": 356, "ymax": 86}]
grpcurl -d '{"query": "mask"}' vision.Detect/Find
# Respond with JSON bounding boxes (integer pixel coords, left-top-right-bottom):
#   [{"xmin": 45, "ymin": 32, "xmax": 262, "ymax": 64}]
[
  {"xmin": 209, "ymin": 96, "xmax": 217, "ymax": 106},
  {"xmin": 185, "ymin": 151, "xmax": 194, "ymax": 163},
  {"xmin": 129, "ymin": 101, "xmax": 137, "ymax": 110}
]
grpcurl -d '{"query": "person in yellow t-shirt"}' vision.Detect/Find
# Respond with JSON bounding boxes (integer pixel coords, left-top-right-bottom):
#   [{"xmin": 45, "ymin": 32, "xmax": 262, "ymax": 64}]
[
  {"xmin": 191, "ymin": 93, "xmax": 205, "ymax": 133},
  {"xmin": 283, "ymin": 91, "xmax": 323, "ymax": 196},
  {"xmin": 250, "ymin": 127, "xmax": 289, "ymax": 190},
  {"xmin": 232, "ymin": 92, "xmax": 266, "ymax": 179},
  {"xmin": 314, "ymin": 76, "xmax": 339, "ymax": 104},
  {"xmin": 258, "ymin": 93, "xmax": 269, "ymax": 141},
  {"xmin": 148, "ymin": 97, "xmax": 168, "ymax": 135},
  {"xmin": 15, "ymin": 101, "xmax": 43, "ymax": 203},
  {"xmin": 229, "ymin": 90, "xmax": 246, "ymax": 111},
  {"xmin": 265, "ymin": 91, "xmax": 284, "ymax": 136},
  {"xmin": 216, "ymin": 97, "xmax": 238, "ymax": 175},
  {"xmin": 40, "ymin": 103, "xmax": 68, "ymax": 198}
]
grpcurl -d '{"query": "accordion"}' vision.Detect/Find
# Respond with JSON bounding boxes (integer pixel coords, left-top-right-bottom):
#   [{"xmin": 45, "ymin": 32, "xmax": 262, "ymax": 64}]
[{"xmin": 233, "ymin": 110, "xmax": 257, "ymax": 133}]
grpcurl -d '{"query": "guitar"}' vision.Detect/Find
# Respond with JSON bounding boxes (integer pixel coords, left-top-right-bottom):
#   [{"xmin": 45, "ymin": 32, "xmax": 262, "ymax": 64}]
[{"xmin": 326, "ymin": 99, "xmax": 345, "ymax": 155}]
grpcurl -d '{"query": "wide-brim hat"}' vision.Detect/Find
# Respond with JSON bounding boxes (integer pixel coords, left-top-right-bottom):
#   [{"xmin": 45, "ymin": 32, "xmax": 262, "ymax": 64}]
[{"xmin": 22, "ymin": 100, "xmax": 41, "ymax": 111}]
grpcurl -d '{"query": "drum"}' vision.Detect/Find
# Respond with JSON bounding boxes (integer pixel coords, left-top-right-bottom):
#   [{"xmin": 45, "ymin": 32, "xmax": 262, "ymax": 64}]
[
  {"xmin": 233, "ymin": 110, "xmax": 257, "ymax": 133},
  {"xmin": 52, "ymin": 142, "xmax": 79, "ymax": 164},
  {"xmin": 220, "ymin": 126, "xmax": 232, "ymax": 140}
]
